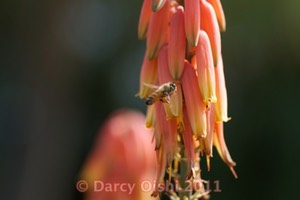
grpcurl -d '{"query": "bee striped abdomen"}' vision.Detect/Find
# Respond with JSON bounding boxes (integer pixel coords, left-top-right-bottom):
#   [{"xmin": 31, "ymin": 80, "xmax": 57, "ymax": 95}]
[{"xmin": 145, "ymin": 93, "xmax": 158, "ymax": 105}]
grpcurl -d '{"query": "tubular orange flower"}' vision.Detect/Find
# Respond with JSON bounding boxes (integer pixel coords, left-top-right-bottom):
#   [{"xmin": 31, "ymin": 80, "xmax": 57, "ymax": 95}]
[
  {"xmin": 196, "ymin": 30, "xmax": 217, "ymax": 105},
  {"xmin": 185, "ymin": 0, "xmax": 200, "ymax": 47},
  {"xmin": 214, "ymin": 121, "xmax": 238, "ymax": 179},
  {"xmin": 146, "ymin": 2, "xmax": 170, "ymax": 59},
  {"xmin": 181, "ymin": 60, "xmax": 207, "ymax": 139},
  {"xmin": 138, "ymin": 0, "xmax": 152, "ymax": 40},
  {"xmin": 207, "ymin": 0, "xmax": 226, "ymax": 32},
  {"xmin": 200, "ymin": 0, "xmax": 221, "ymax": 66},
  {"xmin": 139, "ymin": 53, "xmax": 158, "ymax": 99},
  {"xmin": 182, "ymin": 107, "xmax": 196, "ymax": 178},
  {"xmin": 215, "ymin": 55, "xmax": 231, "ymax": 122},
  {"xmin": 168, "ymin": 6, "xmax": 186, "ymax": 80}
]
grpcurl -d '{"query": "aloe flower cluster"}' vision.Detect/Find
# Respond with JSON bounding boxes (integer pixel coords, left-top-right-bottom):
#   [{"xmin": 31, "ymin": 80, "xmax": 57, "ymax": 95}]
[{"xmin": 138, "ymin": 0, "xmax": 237, "ymax": 198}]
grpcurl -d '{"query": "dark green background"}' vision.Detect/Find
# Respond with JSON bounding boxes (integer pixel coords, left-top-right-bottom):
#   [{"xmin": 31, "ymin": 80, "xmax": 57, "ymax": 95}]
[{"xmin": 1, "ymin": 0, "xmax": 300, "ymax": 199}]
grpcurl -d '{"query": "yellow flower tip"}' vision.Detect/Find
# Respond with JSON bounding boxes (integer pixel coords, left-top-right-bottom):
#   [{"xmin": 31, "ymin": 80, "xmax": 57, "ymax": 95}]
[
  {"xmin": 186, "ymin": 167, "xmax": 196, "ymax": 180},
  {"xmin": 196, "ymin": 30, "xmax": 217, "ymax": 105},
  {"xmin": 146, "ymin": 2, "xmax": 170, "ymax": 59},
  {"xmin": 181, "ymin": 60, "xmax": 207, "ymax": 139},
  {"xmin": 206, "ymin": 155, "xmax": 211, "ymax": 171},
  {"xmin": 207, "ymin": 0, "xmax": 226, "ymax": 32},
  {"xmin": 209, "ymin": 96, "xmax": 217, "ymax": 103},
  {"xmin": 169, "ymin": 82, "xmax": 183, "ymax": 118},
  {"xmin": 145, "ymin": 105, "xmax": 155, "ymax": 128},
  {"xmin": 200, "ymin": 0, "xmax": 221, "ymax": 66},
  {"xmin": 138, "ymin": 0, "xmax": 152, "ymax": 40},
  {"xmin": 169, "ymin": 6, "xmax": 186, "ymax": 80},
  {"xmin": 184, "ymin": 0, "xmax": 200, "ymax": 47},
  {"xmin": 151, "ymin": 0, "xmax": 167, "ymax": 12}
]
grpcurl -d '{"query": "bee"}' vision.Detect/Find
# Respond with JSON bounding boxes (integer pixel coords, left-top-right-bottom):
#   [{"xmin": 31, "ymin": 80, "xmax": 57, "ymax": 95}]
[{"xmin": 145, "ymin": 82, "xmax": 177, "ymax": 105}]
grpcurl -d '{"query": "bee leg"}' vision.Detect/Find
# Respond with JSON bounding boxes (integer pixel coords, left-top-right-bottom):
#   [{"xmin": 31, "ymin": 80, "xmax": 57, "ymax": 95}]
[
  {"xmin": 160, "ymin": 96, "xmax": 170, "ymax": 103},
  {"xmin": 166, "ymin": 95, "xmax": 170, "ymax": 103}
]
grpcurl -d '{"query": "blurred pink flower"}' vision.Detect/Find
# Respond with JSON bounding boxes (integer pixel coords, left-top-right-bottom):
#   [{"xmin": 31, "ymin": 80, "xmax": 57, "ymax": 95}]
[
  {"xmin": 138, "ymin": 0, "xmax": 237, "ymax": 198},
  {"xmin": 80, "ymin": 109, "xmax": 158, "ymax": 200}
]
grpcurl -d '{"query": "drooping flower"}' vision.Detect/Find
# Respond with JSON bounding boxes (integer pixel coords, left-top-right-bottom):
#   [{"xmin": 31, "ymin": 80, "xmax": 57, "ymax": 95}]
[
  {"xmin": 137, "ymin": 0, "xmax": 237, "ymax": 198},
  {"xmin": 196, "ymin": 30, "xmax": 217, "ymax": 105}
]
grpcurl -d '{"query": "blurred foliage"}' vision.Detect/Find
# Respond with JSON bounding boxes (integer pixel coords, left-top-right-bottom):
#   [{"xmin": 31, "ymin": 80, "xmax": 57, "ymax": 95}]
[{"xmin": 0, "ymin": 0, "xmax": 300, "ymax": 200}]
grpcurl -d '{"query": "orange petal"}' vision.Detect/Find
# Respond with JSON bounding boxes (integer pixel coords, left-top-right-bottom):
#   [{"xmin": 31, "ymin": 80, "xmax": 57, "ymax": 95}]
[
  {"xmin": 166, "ymin": 117, "xmax": 178, "ymax": 166},
  {"xmin": 153, "ymin": 103, "xmax": 167, "ymax": 150},
  {"xmin": 168, "ymin": 6, "xmax": 186, "ymax": 80},
  {"xmin": 139, "ymin": 53, "xmax": 158, "ymax": 99},
  {"xmin": 147, "ymin": 2, "xmax": 170, "ymax": 59},
  {"xmin": 138, "ymin": 0, "xmax": 152, "ymax": 39},
  {"xmin": 207, "ymin": 0, "xmax": 226, "ymax": 32},
  {"xmin": 215, "ymin": 55, "xmax": 231, "ymax": 122},
  {"xmin": 200, "ymin": 0, "xmax": 221, "ymax": 66},
  {"xmin": 196, "ymin": 30, "xmax": 217, "ymax": 105},
  {"xmin": 214, "ymin": 121, "xmax": 238, "ymax": 178},
  {"xmin": 182, "ymin": 107, "xmax": 196, "ymax": 178},
  {"xmin": 152, "ymin": 144, "xmax": 167, "ymax": 197},
  {"xmin": 152, "ymin": 0, "xmax": 167, "ymax": 12},
  {"xmin": 152, "ymin": 103, "xmax": 169, "ymax": 195},
  {"xmin": 157, "ymin": 45, "xmax": 172, "ymax": 84},
  {"xmin": 181, "ymin": 60, "xmax": 207, "ymax": 138},
  {"xmin": 184, "ymin": 0, "xmax": 200, "ymax": 47}
]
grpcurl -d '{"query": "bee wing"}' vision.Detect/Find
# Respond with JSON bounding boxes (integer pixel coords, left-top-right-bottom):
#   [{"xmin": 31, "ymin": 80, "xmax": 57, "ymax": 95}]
[{"xmin": 143, "ymin": 83, "xmax": 159, "ymax": 90}]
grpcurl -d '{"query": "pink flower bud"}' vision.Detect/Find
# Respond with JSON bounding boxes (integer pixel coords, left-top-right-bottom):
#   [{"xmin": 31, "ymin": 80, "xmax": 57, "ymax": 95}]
[
  {"xmin": 147, "ymin": 2, "xmax": 170, "ymax": 59},
  {"xmin": 138, "ymin": 0, "xmax": 152, "ymax": 39}
]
